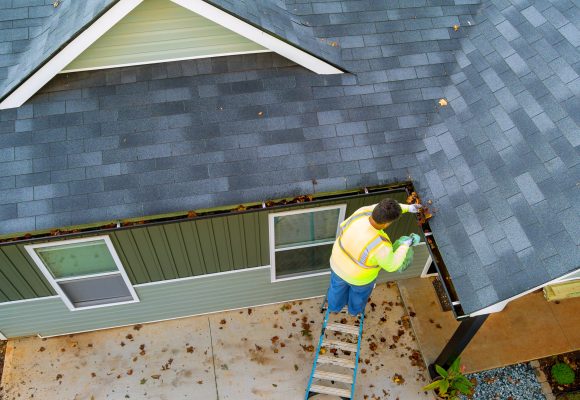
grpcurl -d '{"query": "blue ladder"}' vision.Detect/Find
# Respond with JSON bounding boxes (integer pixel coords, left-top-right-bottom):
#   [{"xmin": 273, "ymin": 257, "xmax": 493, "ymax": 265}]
[{"xmin": 305, "ymin": 305, "xmax": 365, "ymax": 399}]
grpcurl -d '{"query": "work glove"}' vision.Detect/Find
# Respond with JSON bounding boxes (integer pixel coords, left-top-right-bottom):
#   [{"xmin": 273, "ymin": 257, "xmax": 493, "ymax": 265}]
[
  {"xmin": 400, "ymin": 235, "xmax": 413, "ymax": 247},
  {"xmin": 409, "ymin": 233, "xmax": 421, "ymax": 246},
  {"xmin": 408, "ymin": 204, "xmax": 422, "ymax": 213},
  {"xmin": 400, "ymin": 233, "xmax": 421, "ymax": 247}
]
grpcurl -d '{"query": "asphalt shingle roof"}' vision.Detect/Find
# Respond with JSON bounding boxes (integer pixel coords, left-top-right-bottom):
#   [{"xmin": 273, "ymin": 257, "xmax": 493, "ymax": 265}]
[{"xmin": 0, "ymin": 0, "xmax": 579, "ymax": 314}]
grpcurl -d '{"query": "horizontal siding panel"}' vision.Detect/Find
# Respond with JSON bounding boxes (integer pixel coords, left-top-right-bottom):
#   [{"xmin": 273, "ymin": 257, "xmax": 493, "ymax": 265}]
[{"xmin": 63, "ymin": 0, "xmax": 266, "ymax": 72}]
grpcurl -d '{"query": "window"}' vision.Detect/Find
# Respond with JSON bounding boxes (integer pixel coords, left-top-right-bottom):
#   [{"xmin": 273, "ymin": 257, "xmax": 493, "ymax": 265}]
[
  {"xmin": 269, "ymin": 205, "xmax": 346, "ymax": 281},
  {"xmin": 25, "ymin": 236, "xmax": 139, "ymax": 311}
]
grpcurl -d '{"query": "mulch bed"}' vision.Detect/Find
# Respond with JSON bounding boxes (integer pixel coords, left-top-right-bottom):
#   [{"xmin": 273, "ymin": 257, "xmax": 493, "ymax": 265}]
[{"xmin": 539, "ymin": 350, "xmax": 580, "ymax": 395}]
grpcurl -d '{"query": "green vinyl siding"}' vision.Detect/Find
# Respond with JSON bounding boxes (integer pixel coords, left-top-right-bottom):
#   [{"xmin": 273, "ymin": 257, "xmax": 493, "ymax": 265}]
[
  {"xmin": 0, "ymin": 249, "xmax": 427, "ymax": 338},
  {"xmin": 0, "ymin": 190, "xmax": 421, "ymax": 303},
  {"xmin": 63, "ymin": 0, "xmax": 267, "ymax": 73}
]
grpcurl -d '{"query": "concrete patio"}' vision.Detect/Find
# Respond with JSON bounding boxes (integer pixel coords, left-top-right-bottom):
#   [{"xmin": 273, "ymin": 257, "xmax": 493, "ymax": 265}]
[
  {"xmin": 0, "ymin": 282, "xmax": 430, "ymax": 400},
  {"xmin": 399, "ymin": 277, "xmax": 580, "ymax": 373}
]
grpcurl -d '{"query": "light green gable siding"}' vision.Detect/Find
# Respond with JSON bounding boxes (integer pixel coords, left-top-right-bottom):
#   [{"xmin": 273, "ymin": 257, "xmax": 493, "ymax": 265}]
[
  {"xmin": 0, "ymin": 250, "xmax": 427, "ymax": 338},
  {"xmin": 63, "ymin": 0, "xmax": 267, "ymax": 72},
  {"xmin": 0, "ymin": 190, "xmax": 423, "ymax": 302}
]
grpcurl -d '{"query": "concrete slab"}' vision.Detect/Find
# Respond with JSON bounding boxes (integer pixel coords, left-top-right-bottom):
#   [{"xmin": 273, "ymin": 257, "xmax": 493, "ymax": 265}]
[
  {"xmin": 0, "ymin": 282, "xmax": 431, "ymax": 400},
  {"xmin": 398, "ymin": 277, "xmax": 580, "ymax": 373},
  {"xmin": 0, "ymin": 318, "xmax": 217, "ymax": 400},
  {"xmin": 209, "ymin": 283, "xmax": 430, "ymax": 400}
]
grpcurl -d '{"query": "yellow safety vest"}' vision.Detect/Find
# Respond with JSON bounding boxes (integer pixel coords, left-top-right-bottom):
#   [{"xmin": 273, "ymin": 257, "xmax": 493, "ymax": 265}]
[{"xmin": 330, "ymin": 204, "xmax": 409, "ymax": 286}]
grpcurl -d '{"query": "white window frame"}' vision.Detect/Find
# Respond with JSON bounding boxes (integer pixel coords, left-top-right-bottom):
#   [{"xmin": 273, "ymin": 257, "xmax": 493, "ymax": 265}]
[
  {"xmin": 24, "ymin": 235, "xmax": 139, "ymax": 311},
  {"xmin": 269, "ymin": 204, "xmax": 346, "ymax": 282}
]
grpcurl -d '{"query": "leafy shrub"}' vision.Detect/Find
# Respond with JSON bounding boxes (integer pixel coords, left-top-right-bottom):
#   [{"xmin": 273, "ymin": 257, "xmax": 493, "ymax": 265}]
[
  {"xmin": 423, "ymin": 357, "xmax": 474, "ymax": 399},
  {"xmin": 552, "ymin": 363, "xmax": 576, "ymax": 385}
]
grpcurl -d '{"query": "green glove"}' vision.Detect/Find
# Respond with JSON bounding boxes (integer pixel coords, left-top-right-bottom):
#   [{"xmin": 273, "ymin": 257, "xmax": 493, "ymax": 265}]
[{"xmin": 409, "ymin": 233, "xmax": 421, "ymax": 246}]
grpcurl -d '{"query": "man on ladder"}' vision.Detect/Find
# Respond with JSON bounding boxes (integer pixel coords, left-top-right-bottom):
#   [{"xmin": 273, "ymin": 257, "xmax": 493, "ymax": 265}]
[
  {"xmin": 327, "ymin": 198, "xmax": 422, "ymax": 316},
  {"xmin": 305, "ymin": 198, "xmax": 422, "ymax": 399}
]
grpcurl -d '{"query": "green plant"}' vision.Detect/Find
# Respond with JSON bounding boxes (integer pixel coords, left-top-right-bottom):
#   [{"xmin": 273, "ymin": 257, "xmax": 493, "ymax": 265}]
[
  {"xmin": 552, "ymin": 362, "xmax": 576, "ymax": 385},
  {"xmin": 423, "ymin": 357, "xmax": 474, "ymax": 399}
]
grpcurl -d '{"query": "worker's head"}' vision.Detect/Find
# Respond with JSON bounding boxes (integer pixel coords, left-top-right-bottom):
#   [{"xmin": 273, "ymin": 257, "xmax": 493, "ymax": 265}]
[{"xmin": 370, "ymin": 198, "xmax": 402, "ymax": 230}]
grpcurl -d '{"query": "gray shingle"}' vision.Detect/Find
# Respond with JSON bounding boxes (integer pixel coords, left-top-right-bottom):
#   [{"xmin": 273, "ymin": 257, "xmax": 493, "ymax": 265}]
[{"xmin": 514, "ymin": 172, "xmax": 545, "ymax": 205}]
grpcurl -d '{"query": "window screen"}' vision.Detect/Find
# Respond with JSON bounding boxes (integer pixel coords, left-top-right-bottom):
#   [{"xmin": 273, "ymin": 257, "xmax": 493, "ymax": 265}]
[
  {"xmin": 26, "ymin": 237, "xmax": 138, "ymax": 310},
  {"xmin": 270, "ymin": 205, "xmax": 345, "ymax": 280}
]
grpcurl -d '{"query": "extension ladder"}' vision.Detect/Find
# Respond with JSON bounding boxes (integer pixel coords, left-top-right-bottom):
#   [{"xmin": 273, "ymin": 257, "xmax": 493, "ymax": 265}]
[{"xmin": 304, "ymin": 304, "xmax": 365, "ymax": 399}]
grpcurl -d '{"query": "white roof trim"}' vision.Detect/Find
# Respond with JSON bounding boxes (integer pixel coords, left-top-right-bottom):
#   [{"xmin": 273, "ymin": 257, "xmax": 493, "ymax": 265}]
[
  {"xmin": 171, "ymin": 0, "xmax": 343, "ymax": 75},
  {"xmin": 0, "ymin": 0, "xmax": 144, "ymax": 110}
]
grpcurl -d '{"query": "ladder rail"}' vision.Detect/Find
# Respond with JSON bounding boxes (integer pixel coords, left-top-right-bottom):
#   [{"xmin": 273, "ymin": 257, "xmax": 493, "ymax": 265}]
[
  {"xmin": 304, "ymin": 307, "xmax": 330, "ymax": 400},
  {"xmin": 350, "ymin": 313, "xmax": 364, "ymax": 399}
]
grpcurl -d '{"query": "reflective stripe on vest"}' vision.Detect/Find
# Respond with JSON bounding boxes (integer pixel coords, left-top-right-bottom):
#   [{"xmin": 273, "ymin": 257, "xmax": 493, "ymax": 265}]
[{"xmin": 337, "ymin": 211, "xmax": 384, "ymax": 270}]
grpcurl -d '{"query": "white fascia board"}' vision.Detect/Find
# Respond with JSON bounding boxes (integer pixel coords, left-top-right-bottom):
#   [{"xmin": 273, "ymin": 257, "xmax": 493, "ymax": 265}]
[
  {"xmin": 0, "ymin": 330, "xmax": 6, "ymax": 340},
  {"xmin": 469, "ymin": 266, "xmax": 580, "ymax": 317},
  {"xmin": 0, "ymin": 0, "xmax": 143, "ymax": 110},
  {"xmin": 170, "ymin": 0, "xmax": 343, "ymax": 75}
]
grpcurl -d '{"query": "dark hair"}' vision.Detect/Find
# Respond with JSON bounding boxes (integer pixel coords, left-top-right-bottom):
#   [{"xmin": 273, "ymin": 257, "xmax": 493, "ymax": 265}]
[{"xmin": 372, "ymin": 198, "xmax": 402, "ymax": 224}]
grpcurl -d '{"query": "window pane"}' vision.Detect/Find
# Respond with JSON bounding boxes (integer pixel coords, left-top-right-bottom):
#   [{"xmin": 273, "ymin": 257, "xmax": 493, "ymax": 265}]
[
  {"xmin": 59, "ymin": 274, "xmax": 133, "ymax": 308},
  {"xmin": 275, "ymin": 244, "xmax": 332, "ymax": 278},
  {"xmin": 36, "ymin": 240, "xmax": 118, "ymax": 279},
  {"xmin": 274, "ymin": 208, "xmax": 340, "ymax": 248}
]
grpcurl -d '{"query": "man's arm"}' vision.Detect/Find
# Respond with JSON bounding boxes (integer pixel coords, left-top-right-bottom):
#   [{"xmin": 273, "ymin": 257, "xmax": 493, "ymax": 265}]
[{"xmin": 370, "ymin": 242, "xmax": 411, "ymax": 272}]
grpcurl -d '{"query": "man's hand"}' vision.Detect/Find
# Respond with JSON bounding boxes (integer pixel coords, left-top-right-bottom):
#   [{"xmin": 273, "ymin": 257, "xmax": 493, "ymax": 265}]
[
  {"xmin": 409, "ymin": 233, "xmax": 421, "ymax": 246},
  {"xmin": 400, "ymin": 233, "xmax": 421, "ymax": 247},
  {"xmin": 408, "ymin": 204, "xmax": 422, "ymax": 213}
]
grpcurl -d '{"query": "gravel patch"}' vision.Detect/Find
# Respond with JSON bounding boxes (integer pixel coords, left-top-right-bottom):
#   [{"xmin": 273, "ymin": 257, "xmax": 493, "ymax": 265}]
[{"xmin": 462, "ymin": 362, "xmax": 546, "ymax": 400}]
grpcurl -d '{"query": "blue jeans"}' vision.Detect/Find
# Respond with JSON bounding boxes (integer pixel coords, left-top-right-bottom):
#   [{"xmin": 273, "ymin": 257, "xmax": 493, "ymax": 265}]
[{"xmin": 327, "ymin": 270, "xmax": 376, "ymax": 316}]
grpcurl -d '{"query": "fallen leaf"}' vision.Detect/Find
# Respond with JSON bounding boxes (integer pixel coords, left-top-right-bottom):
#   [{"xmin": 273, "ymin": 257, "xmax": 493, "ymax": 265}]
[
  {"xmin": 134, "ymin": 324, "xmax": 143, "ymax": 331},
  {"xmin": 186, "ymin": 346, "xmax": 194, "ymax": 353},
  {"xmin": 438, "ymin": 98, "xmax": 448, "ymax": 107},
  {"xmin": 56, "ymin": 374, "xmax": 63, "ymax": 381},
  {"xmin": 151, "ymin": 374, "xmax": 161, "ymax": 379},
  {"xmin": 453, "ymin": 24, "xmax": 460, "ymax": 31},
  {"xmin": 294, "ymin": 364, "xmax": 299, "ymax": 371},
  {"xmin": 392, "ymin": 373, "xmax": 405, "ymax": 384},
  {"xmin": 301, "ymin": 345, "xmax": 315, "ymax": 352},
  {"xmin": 197, "ymin": 380, "xmax": 203, "ymax": 384},
  {"xmin": 220, "ymin": 319, "xmax": 226, "ymax": 325},
  {"xmin": 39, "ymin": 347, "xmax": 45, "ymax": 352}
]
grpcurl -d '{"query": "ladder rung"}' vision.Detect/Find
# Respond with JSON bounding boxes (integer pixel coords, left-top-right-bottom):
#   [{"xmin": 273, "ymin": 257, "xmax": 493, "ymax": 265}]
[
  {"xmin": 314, "ymin": 370, "xmax": 353, "ymax": 384},
  {"xmin": 326, "ymin": 323, "xmax": 359, "ymax": 335},
  {"xmin": 317, "ymin": 355, "xmax": 355, "ymax": 369},
  {"xmin": 309, "ymin": 384, "xmax": 351, "ymax": 398},
  {"xmin": 322, "ymin": 339, "xmax": 357, "ymax": 353}
]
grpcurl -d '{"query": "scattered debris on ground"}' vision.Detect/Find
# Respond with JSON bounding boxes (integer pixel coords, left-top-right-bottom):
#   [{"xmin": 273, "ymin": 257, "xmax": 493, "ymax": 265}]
[{"xmin": 0, "ymin": 283, "xmax": 431, "ymax": 399}]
